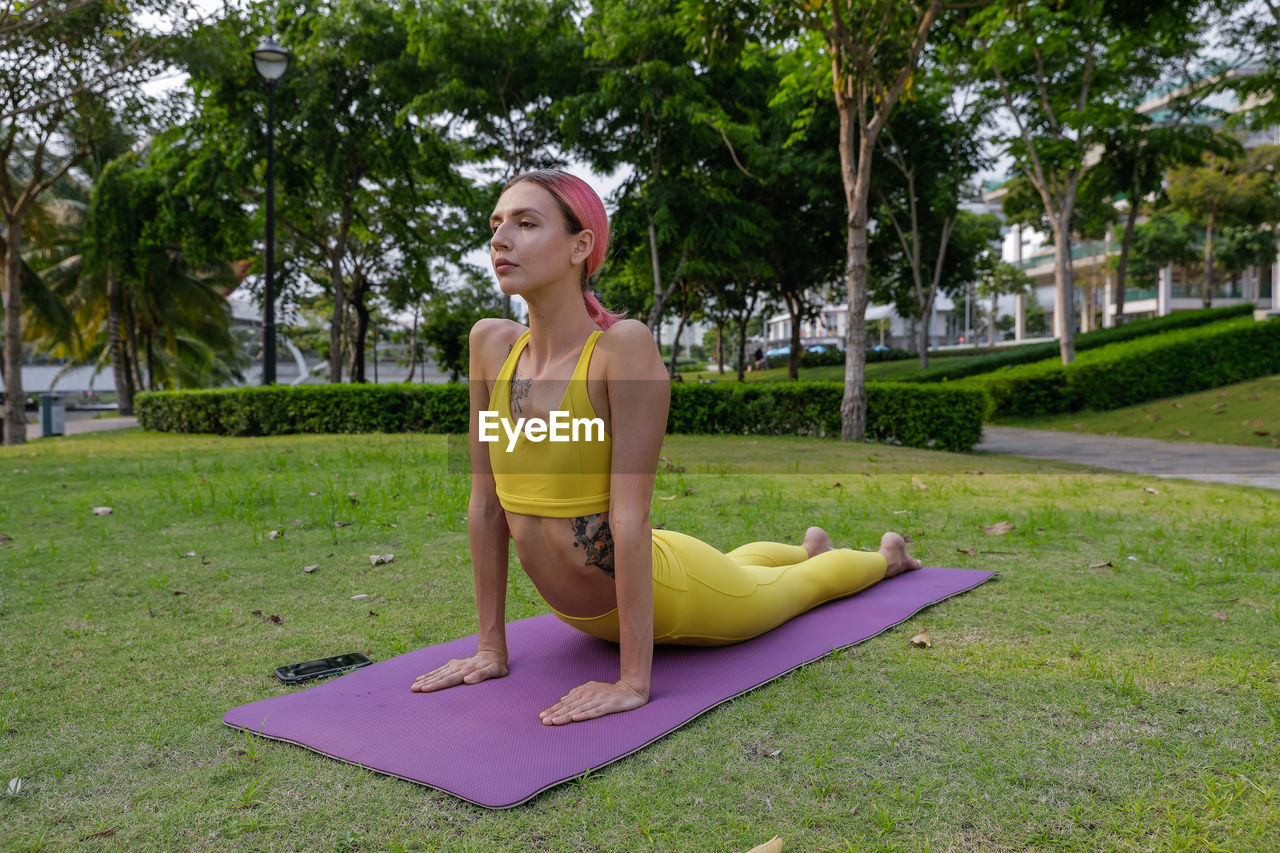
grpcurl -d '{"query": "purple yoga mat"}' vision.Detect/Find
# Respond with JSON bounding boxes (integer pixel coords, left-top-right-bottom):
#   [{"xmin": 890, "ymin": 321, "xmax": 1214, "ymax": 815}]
[{"xmin": 224, "ymin": 567, "xmax": 995, "ymax": 808}]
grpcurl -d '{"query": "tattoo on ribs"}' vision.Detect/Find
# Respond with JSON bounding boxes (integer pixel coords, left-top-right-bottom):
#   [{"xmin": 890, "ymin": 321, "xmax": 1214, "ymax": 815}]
[{"xmin": 570, "ymin": 513, "xmax": 615, "ymax": 578}]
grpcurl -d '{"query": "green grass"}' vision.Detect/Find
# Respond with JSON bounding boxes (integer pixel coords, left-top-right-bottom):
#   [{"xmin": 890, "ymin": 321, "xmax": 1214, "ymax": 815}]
[
  {"xmin": 2, "ymin": 429, "xmax": 1279, "ymax": 851},
  {"xmin": 997, "ymin": 375, "xmax": 1280, "ymax": 448}
]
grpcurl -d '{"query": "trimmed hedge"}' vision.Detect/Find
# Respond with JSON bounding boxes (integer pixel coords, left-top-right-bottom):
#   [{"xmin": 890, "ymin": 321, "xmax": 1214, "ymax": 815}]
[
  {"xmin": 904, "ymin": 303, "xmax": 1256, "ymax": 384},
  {"xmin": 137, "ymin": 378, "xmax": 987, "ymax": 451},
  {"xmin": 669, "ymin": 380, "xmax": 985, "ymax": 452},
  {"xmin": 966, "ymin": 315, "xmax": 1280, "ymax": 419}
]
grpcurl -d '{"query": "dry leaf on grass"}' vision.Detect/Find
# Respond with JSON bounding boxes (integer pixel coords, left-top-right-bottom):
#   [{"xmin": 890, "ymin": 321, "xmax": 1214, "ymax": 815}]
[
  {"xmin": 981, "ymin": 521, "xmax": 1015, "ymax": 535},
  {"xmin": 303, "ymin": 564, "xmax": 319, "ymax": 573},
  {"xmin": 911, "ymin": 475, "xmax": 929, "ymax": 492},
  {"xmin": 181, "ymin": 551, "xmax": 197, "ymax": 558},
  {"xmin": 369, "ymin": 554, "xmax": 394, "ymax": 566},
  {"xmin": 1172, "ymin": 402, "xmax": 1184, "ymax": 408},
  {"xmin": 744, "ymin": 836, "xmax": 783, "ymax": 853},
  {"xmin": 267, "ymin": 530, "xmax": 281, "ymax": 540},
  {"xmin": 351, "ymin": 594, "xmax": 369, "ymax": 600},
  {"xmin": 966, "ymin": 470, "xmax": 984, "ymax": 476},
  {"xmin": 1143, "ymin": 487, "xmax": 1159, "ymax": 495},
  {"xmin": 957, "ymin": 547, "xmax": 979, "ymax": 556},
  {"xmin": 1089, "ymin": 561, "xmax": 1113, "ymax": 569},
  {"xmin": 334, "ymin": 521, "xmax": 350, "ymax": 527},
  {"xmin": 910, "ymin": 632, "xmax": 932, "ymax": 648},
  {"xmin": 91, "ymin": 506, "xmax": 112, "ymax": 516},
  {"xmin": 0, "ymin": 533, "xmax": 12, "ymax": 543},
  {"xmin": 1177, "ymin": 429, "xmax": 1192, "ymax": 436},
  {"xmin": 658, "ymin": 495, "xmax": 677, "ymax": 502},
  {"xmin": 1213, "ymin": 610, "xmax": 1229, "ymax": 621}
]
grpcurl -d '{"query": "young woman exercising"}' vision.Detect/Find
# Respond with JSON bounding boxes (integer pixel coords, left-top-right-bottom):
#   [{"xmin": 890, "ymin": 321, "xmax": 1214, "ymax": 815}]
[{"xmin": 410, "ymin": 170, "xmax": 921, "ymax": 726}]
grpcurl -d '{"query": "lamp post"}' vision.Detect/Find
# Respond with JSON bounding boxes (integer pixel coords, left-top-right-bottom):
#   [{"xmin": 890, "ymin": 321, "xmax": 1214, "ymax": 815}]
[{"xmin": 251, "ymin": 37, "xmax": 291, "ymax": 385}]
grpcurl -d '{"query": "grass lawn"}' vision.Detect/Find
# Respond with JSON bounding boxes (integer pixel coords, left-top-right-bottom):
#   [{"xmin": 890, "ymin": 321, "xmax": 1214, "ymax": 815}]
[
  {"xmin": 2, "ymin": 428, "xmax": 1278, "ymax": 852},
  {"xmin": 996, "ymin": 375, "xmax": 1280, "ymax": 449}
]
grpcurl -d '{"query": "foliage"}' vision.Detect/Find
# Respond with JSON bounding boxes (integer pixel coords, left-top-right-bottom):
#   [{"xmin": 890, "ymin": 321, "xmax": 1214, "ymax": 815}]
[
  {"xmin": 418, "ymin": 274, "xmax": 504, "ymax": 382},
  {"xmin": 967, "ymin": 316, "xmax": 1280, "ymax": 418}
]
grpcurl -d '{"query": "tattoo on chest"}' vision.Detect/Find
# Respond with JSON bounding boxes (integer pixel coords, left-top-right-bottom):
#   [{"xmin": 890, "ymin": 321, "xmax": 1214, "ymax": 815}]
[
  {"xmin": 570, "ymin": 513, "xmax": 615, "ymax": 578},
  {"xmin": 510, "ymin": 363, "xmax": 531, "ymax": 415}
]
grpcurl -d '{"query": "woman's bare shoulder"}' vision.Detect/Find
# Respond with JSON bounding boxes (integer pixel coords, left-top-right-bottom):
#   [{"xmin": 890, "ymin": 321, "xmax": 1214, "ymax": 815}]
[
  {"xmin": 597, "ymin": 320, "xmax": 667, "ymax": 380},
  {"xmin": 470, "ymin": 318, "xmax": 527, "ymax": 380}
]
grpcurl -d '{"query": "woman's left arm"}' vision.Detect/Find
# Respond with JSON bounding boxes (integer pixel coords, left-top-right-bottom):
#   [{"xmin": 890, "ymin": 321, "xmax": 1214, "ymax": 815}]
[{"xmin": 537, "ymin": 320, "xmax": 670, "ymax": 726}]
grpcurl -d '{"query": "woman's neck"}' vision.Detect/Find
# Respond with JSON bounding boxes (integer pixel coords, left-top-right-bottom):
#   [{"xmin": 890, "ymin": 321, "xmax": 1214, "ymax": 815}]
[{"xmin": 522, "ymin": 284, "xmax": 599, "ymax": 368}]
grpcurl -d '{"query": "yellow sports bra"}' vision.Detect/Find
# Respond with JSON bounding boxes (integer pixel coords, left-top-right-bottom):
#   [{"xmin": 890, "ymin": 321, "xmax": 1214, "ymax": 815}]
[{"xmin": 486, "ymin": 329, "xmax": 612, "ymax": 517}]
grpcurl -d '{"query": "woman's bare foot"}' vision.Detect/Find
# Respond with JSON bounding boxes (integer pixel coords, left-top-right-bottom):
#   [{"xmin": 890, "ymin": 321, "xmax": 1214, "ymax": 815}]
[
  {"xmin": 803, "ymin": 526, "xmax": 833, "ymax": 558},
  {"xmin": 879, "ymin": 532, "xmax": 923, "ymax": 577}
]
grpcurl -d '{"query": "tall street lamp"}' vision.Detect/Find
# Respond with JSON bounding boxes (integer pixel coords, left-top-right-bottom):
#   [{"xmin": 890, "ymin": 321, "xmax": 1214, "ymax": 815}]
[{"xmin": 251, "ymin": 37, "xmax": 291, "ymax": 385}]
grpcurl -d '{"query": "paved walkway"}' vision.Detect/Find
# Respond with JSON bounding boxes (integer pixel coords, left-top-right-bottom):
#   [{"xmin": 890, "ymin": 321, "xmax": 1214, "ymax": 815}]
[
  {"xmin": 26, "ymin": 414, "xmax": 138, "ymax": 441},
  {"xmin": 977, "ymin": 426, "xmax": 1280, "ymax": 490}
]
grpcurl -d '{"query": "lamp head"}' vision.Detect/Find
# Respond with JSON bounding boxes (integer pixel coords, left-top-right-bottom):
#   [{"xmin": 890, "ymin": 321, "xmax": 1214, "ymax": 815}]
[{"xmin": 252, "ymin": 37, "xmax": 291, "ymax": 82}]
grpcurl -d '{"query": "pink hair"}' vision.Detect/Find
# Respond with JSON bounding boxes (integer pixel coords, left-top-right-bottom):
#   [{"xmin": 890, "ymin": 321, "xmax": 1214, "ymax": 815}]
[{"xmin": 502, "ymin": 169, "xmax": 628, "ymax": 330}]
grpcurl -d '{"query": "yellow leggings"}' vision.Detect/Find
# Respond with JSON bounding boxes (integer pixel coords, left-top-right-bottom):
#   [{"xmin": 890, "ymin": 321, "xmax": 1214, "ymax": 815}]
[{"xmin": 546, "ymin": 528, "xmax": 888, "ymax": 647}]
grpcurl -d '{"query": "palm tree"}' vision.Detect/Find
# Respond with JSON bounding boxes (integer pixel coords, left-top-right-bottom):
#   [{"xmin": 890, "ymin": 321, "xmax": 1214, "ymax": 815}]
[{"xmin": 17, "ymin": 128, "xmax": 249, "ymax": 411}]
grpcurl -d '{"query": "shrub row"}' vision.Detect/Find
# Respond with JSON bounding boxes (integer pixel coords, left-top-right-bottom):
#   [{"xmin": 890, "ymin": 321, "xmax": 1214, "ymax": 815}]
[
  {"xmin": 137, "ymin": 378, "xmax": 987, "ymax": 451},
  {"xmin": 905, "ymin": 303, "xmax": 1256, "ymax": 384},
  {"xmin": 966, "ymin": 315, "xmax": 1280, "ymax": 419}
]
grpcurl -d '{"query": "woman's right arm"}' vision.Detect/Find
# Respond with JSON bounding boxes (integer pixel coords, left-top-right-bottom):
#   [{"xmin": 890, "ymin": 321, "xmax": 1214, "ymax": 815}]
[{"xmin": 411, "ymin": 319, "xmax": 513, "ymax": 693}]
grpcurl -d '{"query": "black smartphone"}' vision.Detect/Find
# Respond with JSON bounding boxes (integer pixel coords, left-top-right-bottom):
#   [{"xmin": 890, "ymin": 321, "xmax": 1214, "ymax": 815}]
[{"xmin": 274, "ymin": 653, "xmax": 373, "ymax": 684}]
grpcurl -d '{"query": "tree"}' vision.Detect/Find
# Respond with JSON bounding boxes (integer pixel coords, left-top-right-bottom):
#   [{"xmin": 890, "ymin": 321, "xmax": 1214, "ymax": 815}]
[
  {"xmin": 967, "ymin": 0, "xmax": 1208, "ymax": 363},
  {"xmin": 1217, "ymin": 223, "xmax": 1280, "ymax": 293},
  {"xmin": 1165, "ymin": 144, "xmax": 1280, "ymax": 309},
  {"xmin": 1, "ymin": 0, "xmax": 201, "ymax": 443},
  {"xmin": 402, "ymin": 0, "xmax": 586, "ymax": 321},
  {"xmin": 868, "ymin": 69, "xmax": 991, "ymax": 367},
  {"xmin": 564, "ymin": 0, "xmax": 731, "ymax": 344},
  {"xmin": 1128, "ymin": 210, "xmax": 1201, "ymax": 286},
  {"xmin": 976, "ymin": 259, "xmax": 1032, "ymax": 346},
  {"xmin": 420, "ymin": 271, "xmax": 503, "ymax": 382},
  {"xmin": 684, "ymin": 0, "xmax": 946, "ymax": 440},
  {"xmin": 173, "ymin": 0, "xmax": 464, "ymax": 385}
]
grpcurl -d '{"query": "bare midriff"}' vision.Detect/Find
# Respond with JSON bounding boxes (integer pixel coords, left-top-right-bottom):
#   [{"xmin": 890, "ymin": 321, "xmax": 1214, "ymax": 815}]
[{"xmin": 505, "ymin": 511, "xmax": 620, "ymax": 618}]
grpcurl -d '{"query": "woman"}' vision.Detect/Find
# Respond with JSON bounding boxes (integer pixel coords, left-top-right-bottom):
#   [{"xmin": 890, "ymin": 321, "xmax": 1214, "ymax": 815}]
[{"xmin": 410, "ymin": 170, "xmax": 921, "ymax": 726}]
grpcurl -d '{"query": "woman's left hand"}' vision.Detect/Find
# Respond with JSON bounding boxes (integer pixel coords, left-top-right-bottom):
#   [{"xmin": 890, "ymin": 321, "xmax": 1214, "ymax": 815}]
[{"xmin": 539, "ymin": 679, "xmax": 648, "ymax": 726}]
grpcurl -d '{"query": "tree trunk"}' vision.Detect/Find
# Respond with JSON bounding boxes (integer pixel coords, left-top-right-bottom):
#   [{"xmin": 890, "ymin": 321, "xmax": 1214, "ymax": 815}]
[
  {"xmin": 1051, "ymin": 218, "xmax": 1077, "ymax": 364},
  {"xmin": 1113, "ymin": 181, "xmax": 1142, "ymax": 327},
  {"xmin": 786, "ymin": 291, "xmax": 803, "ymax": 380},
  {"xmin": 735, "ymin": 315, "xmax": 748, "ymax": 382},
  {"xmin": 715, "ymin": 320, "xmax": 724, "ymax": 374},
  {"xmin": 3, "ymin": 214, "xmax": 25, "ymax": 445},
  {"xmin": 145, "ymin": 330, "xmax": 156, "ymax": 391},
  {"xmin": 668, "ymin": 301, "xmax": 689, "ymax": 378},
  {"xmin": 406, "ymin": 306, "xmax": 418, "ymax": 383},
  {"xmin": 1203, "ymin": 213, "xmax": 1215, "ymax": 310},
  {"xmin": 350, "ymin": 282, "xmax": 370, "ymax": 383},
  {"xmin": 125, "ymin": 300, "xmax": 145, "ymax": 397},
  {"xmin": 645, "ymin": 210, "xmax": 664, "ymax": 329},
  {"xmin": 107, "ymin": 266, "xmax": 133, "ymax": 415},
  {"xmin": 327, "ymin": 199, "xmax": 353, "ymax": 384},
  {"xmin": 837, "ymin": 103, "xmax": 873, "ymax": 442}
]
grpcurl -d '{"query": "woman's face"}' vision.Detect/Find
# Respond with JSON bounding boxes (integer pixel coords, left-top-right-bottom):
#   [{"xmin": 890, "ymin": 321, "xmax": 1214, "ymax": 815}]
[{"xmin": 489, "ymin": 181, "xmax": 591, "ymax": 296}]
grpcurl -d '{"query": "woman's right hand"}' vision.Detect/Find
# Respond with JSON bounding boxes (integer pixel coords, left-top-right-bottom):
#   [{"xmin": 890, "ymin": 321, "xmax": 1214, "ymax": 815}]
[{"xmin": 410, "ymin": 649, "xmax": 509, "ymax": 693}]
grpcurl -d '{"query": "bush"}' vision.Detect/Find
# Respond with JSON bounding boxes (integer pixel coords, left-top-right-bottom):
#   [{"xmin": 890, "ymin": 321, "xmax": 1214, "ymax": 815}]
[
  {"xmin": 905, "ymin": 304, "xmax": 1256, "ymax": 384},
  {"xmin": 967, "ymin": 316, "xmax": 1280, "ymax": 419},
  {"xmin": 668, "ymin": 381, "xmax": 985, "ymax": 451},
  {"xmin": 136, "ymin": 384, "xmax": 469, "ymax": 436},
  {"xmin": 137, "ymin": 378, "xmax": 988, "ymax": 451}
]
